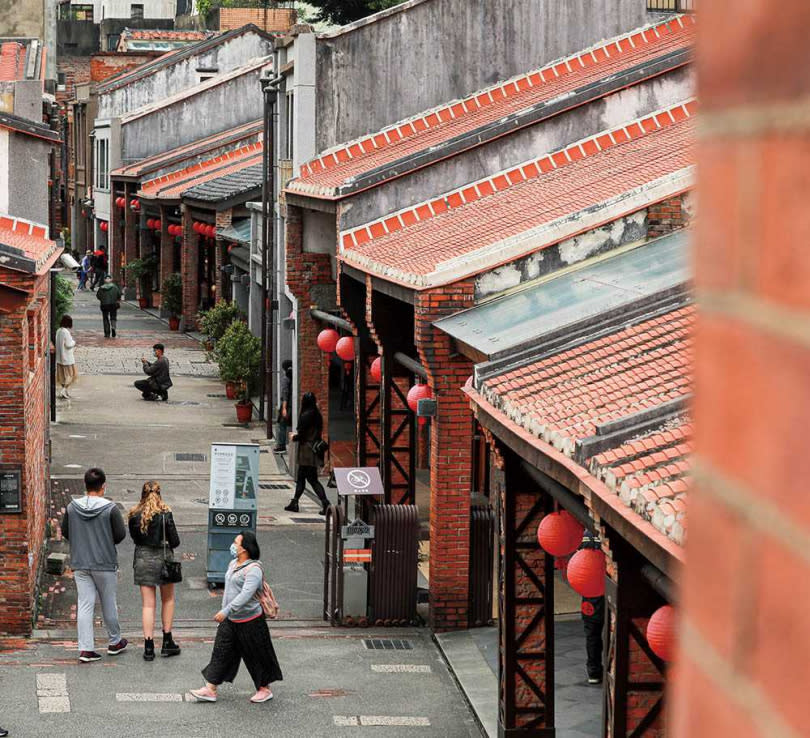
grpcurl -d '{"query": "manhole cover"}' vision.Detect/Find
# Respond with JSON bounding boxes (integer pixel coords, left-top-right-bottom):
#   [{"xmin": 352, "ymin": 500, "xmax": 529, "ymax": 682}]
[
  {"xmin": 363, "ymin": 639, "xmax": 412, "ymax": 651},
  {"xmin": 260, "ymin": 483, "xmax": 291, "ymax": 490},
  {"xmin": 290, "ymin": 517, "xmax": 323, "ymax": 524},
  {"xmin": 207, "ymin": 393, "xmax": 227, "ymax": 398},
  {"xmin": 175, "ymin": 453, "xmax": 207, "ymax": 462}
]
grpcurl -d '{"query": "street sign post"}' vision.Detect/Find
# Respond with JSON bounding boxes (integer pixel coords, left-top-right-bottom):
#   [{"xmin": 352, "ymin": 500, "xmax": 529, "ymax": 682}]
[{"xmin": 206, "ymin": 443, "xmax": 259, "ymax": 585}]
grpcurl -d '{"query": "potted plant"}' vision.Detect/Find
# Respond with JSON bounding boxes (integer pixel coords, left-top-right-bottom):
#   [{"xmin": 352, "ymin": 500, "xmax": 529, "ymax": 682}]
[
  {"xmin": 215, "ymin": 320, "xmax": 261, "ymax": 423},
  {"xmin": 197, "ymin": 300, "xmax": 244, "ymax": 365},
  {"xmin": 124, "ymin": 255, "xmax": 157, "ymax": 308},
  {"xmin": 161, "ymin": 273, "xmax": 183, "ymax": 331}
]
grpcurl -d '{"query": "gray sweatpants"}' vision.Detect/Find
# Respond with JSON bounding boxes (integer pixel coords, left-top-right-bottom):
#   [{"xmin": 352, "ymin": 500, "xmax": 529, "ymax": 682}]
[{"xmin": 74, "ymin": 569, "xmax": 122, "ymax": 653}]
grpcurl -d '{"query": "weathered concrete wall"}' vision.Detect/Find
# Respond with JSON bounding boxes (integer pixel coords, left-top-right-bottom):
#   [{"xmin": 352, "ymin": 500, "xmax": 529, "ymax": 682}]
[
  {"xmin": 98, "ymin": 31, "xmax": 273, "ymax": 118},
  {"xmin": 57, "ymin": 20, "xmax": 99, "ymax": 56},
  {"xmin": 0, "ymin": 0, "xmax": 43, "ymax": 38},
  {"xmin": 120, "ymin": 68, "xmax": 264, "ymax": 160},
  {"xmin": 11, "ymin": 80, "xmax": 44, "ymax": 123},
  {"xmin": 7, "ymin": 136, "xmax": 50, "ymax": 224},
  {"xmin": 340, "ymin": 67, "xmax": 694, "ymax": 231},
  {"xmin": 315, "ymin": 0, "xmax": 648, "ymax": 150}
]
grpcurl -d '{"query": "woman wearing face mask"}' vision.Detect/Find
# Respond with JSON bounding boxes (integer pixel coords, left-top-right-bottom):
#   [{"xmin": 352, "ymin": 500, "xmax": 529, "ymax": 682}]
[{"xmin": 190, "ymin": 530, "xmax": 282, "ymax": 704}]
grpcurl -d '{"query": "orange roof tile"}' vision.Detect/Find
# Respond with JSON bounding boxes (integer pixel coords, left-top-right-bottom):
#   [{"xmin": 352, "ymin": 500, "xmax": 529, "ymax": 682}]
[
  {"xmin": 340, "ymin": 101, "xmax": 696, "ymax": 288},
  {"xmin": 138, "ymin": 142, "xmax": 263, "ymax": 201},
  {"xmin": 0, "ymin": 215, "xmax": 61, "ymax": 274},
  {"xmin": 290, "ymin": 15, "xmax": 695, "ymax": 198},
  {"xmin": 0, "ymin": 42, "xmax": 24, "ymax": 82},
  {"xmin": 475, "ymin": 304, "xmax": 693, "ymax": 547}
]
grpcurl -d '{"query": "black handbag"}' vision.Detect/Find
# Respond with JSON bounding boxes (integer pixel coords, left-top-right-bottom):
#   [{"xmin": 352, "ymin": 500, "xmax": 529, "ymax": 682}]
[
  {"xmin": 311, "ymin": 438, "xmax": 329, "ymax": 458},
  {"xmin": 160, "ymin": 513, "xmax": 183, "ymax": 584}
]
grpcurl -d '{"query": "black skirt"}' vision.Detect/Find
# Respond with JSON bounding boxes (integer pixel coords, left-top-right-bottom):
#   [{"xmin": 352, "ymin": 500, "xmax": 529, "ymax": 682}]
[
  {"xmin": 202, "ymin": 616, "xmax": 283, "ymax": 690},
  {"xmin": 133, "ymin": 545, "xmax": 172, "ymax": 586}
]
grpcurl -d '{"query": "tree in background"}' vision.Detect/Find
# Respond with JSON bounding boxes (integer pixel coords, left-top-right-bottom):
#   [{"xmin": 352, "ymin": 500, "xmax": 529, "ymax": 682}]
[{"xmin": 306, "ymin": 0, "xmax": 407, "ymax": 25}]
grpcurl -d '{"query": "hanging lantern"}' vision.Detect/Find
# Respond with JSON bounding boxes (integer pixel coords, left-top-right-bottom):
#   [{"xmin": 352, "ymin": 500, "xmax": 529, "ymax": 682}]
[
  {"xmin": 146, "ymin": 219, "xmax": 154, "ymax": 229},
  {"xmin": 99, "ymin": 221, "xmax": 108, "ymax": 232},
  {"xmin": 335, "ymin": 336, "xmax": 355, "ymax": 362},
  {"xmin": 536, "ymin": 511, "xmax": 584, "ymax": 558},
  {"xmin": 370, "ymin": 357, "xmax": 382, "ymax": 383},
  {"xmin": 208, "ymin": 225, "xmax": 217, "ymax": 238},
  {"xmin": 116, "ymin": 197, "xmax": 125, "ymax": 208},
  {"xmin": 566, "ymin": 549, "xmax": 606, "ymax": 598},
  {"xmin": 192, "ymin": 222, "xmax": 201, "ymax": 234},
  {"xmin": 130, "ymin": 199, "xmax": 140, "ymax": 210},
  {"xmin": 407, "ymin": 382, "xmax": 432, "ymax": 412},
  {"xmin": 317, "ymin": 328, "xmax": 339, "ymax": 354},
  {"xmin": 646, "ymin": 605, "xmax": 676, "ymax": 662}
]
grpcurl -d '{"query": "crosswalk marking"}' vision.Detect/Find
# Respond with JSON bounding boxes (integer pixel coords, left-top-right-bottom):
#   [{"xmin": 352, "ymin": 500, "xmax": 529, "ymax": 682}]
[{"xmin": 37, "ymin": 673, "xmax": 70, "ymax": 713}]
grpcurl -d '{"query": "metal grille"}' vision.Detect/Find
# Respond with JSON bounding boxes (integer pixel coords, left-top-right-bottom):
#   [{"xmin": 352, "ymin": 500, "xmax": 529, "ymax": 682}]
[
  {"xmin": 363, "ymin": 639, "xmax": 412, "ymax": 651},
  {"xmin": 646, "ymin": 0, "xmax": 695, "ymax": 11},
  {"xmin": 468, "ymin": 505, "xmax": 495, "ymax": 627},
  {"xmin": 290, "ymin": 517, "xmax": 323, "ymax": 524},
  {"xmin": 370, "ymin": 504, "xmax": 419, "ymax": 622},
  {"xmin": 260, "ymin": 483, "xmax": 292, "ymax": 490},
  {"xmin": 175, "ymin": 453, "xmax": 206, "ymax": 462}
]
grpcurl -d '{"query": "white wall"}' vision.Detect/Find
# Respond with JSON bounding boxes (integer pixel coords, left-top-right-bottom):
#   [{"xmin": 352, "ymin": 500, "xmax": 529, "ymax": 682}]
[
  {"xmin": 0, "ymin": 129, "xmax": 8, "ymax": 214},
  {"xmin": 75, "ymin": 0, "xmax": 177, "ymax": 21}
]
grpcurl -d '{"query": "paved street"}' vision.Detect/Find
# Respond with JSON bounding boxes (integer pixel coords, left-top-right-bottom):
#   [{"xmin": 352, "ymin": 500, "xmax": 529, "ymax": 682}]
[{"xmin": 8, "ymin": 282, "xmax": 482, "ymax": 737}]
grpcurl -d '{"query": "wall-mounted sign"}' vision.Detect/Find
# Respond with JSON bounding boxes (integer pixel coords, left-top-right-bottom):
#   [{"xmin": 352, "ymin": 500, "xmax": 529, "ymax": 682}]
[{"xmin": 0, "ymin": 469, "xmax": 22, "ymax": 514}]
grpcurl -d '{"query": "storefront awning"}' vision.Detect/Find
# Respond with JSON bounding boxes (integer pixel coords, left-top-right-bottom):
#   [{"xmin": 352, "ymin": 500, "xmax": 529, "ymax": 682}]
[{"xmin": 434, "ymin": 230, "xmax": 689, "ymax": 361}]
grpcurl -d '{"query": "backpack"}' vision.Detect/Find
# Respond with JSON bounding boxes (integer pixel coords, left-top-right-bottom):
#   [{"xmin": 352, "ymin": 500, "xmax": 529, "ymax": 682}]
[{"xmin": 246, "ymin": 564, "xmax": 279, "ymax": 619}]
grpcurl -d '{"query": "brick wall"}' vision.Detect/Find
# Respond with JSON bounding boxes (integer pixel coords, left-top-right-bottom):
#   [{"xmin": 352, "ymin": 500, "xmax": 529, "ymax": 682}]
[
  {"xmin": 672, "ymin": 3, "xmax": 810, "ymax": 735},
  {"xmin": 89, "ymin": 53, "xmax": 159, "ymax": 83},
  {"xmin": 285, "ymin": 205, "xmax": 333, "ymax": 434},
  {"xmin": 646, "ymin": 193, "xmax": 691, "ymax": 240},
  {"xmin": 181, "ymin": 208, "xmax": 199, "ymax": 328},
  {"xmin": 0, "ymin": 268, "xmax": 51, "ymax": 634},
  {"xmin": 56, "ymin": 57, "xmax": 91, "ymax": 105},
  {"xmin": 415, "ymin": 282, "xmax": 475, "ymax": 631},
  {"xmin": 218, "ymin": 7, "xmax": 296, "ymax": 32}
]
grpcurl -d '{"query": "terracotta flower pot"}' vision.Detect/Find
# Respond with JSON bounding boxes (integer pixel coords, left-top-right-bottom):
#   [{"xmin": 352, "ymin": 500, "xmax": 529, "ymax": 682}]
[
  {"xmin": 235, "ymin": 402, "xmax": 252, "ymax": 423},
  {"xmin": 225, "ymin": 382, "xmax": 237, "ymax": 400},
  {"xmin": 138, "ymin": 297, "xmax": 148, "ymax": 309},
  {"xmin": 168, "ymin": 316, "xmax": 180, "ymax": 331}
]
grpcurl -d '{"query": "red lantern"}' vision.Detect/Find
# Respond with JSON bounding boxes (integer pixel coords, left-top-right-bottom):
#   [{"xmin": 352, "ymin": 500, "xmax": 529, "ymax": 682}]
[
  {"xmin": 115, "ymin": 197, "xmax": 124, "ymax": 208},
  {"xmin": 130, "ymin": 199, "xmax": 140, "ymax": 210},
  {"xmin": 317, "ymin": 328, "xmax": 339, "ymax": 354},
  {"xmin": 646, "ymin": 605, "xmax": 676, "ymax": 662},
  {"xmin": 370, "ymin": 357, "xmax": 382, "ymax": 383},
  {"xmin": 335, "ymin": 336, "xmax": 354, "ymax": 362},
  {"xmin": 208, "ymin": 225, "xmax": 217, "ymax": 238},
  {"xmin": 536, "ymin": 511, "xmax": 584, "ymax": 558},
  {"xmin": 566, "ymin": 549, "xmax": 606, "ymax": 598},
  {"xmin": 99, "ymin": 221, "xmax": 108, "ymax": 232},
  {"xmin": 145, "ymin": 219, "xmax": 153, "ymax": 229},
  {"xmin": 192, "ymin": 222, "xmax": 202, "ymax": 234},
  {"xmin": 169, "ymin": 225, "xmax": 178, "ymax": 236},
  {"xmin": 407, "ymin": 383, "xmax": 432, "ymax": 413}
]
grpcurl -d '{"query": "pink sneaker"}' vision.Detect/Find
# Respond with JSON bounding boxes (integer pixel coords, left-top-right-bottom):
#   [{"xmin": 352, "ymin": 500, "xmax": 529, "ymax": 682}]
[
  {"xmin": 190, "ymin": 686, "xmax": 217, "ymax": 702},
  {"xmin": 250, "ymin": 687, "xmax": 273, "ymax": 703}
]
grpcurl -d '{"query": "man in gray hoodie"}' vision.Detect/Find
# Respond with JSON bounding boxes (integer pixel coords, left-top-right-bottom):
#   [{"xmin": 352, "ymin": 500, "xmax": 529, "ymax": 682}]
[{"xmin": 61, "ymin": 467, "xmax": 128, "ymax": 662}]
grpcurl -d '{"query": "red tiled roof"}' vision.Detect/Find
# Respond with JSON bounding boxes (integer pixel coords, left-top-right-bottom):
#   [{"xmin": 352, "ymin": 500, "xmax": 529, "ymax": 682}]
[
  {"xmin": 112, "ymin": 119, "xmax": 263, "ymax": 180},
  {"xmin": 0, "ymin": 215, "xmax": 61, "ymax": 274},
  {"xmin": 124, "ymin": 30, "xmax": 209, "ymax": 41},
  {"xmin": 290, "ymin": 15, "xmax": 694, "ymax": 198},
  {"xmin": 340, "ymin": 101, "xmax": 696, "ymax": 288},
  {"xmin": 138, "ymin": 142, "xmax": 263, "ymax": 201},
  {"xmin": 476, "ymin": 304, "xmax": 694, "ymax": 547},
  {"xmin": 0, "ymin": 42, "xmax": 25, "ymax": 82}
]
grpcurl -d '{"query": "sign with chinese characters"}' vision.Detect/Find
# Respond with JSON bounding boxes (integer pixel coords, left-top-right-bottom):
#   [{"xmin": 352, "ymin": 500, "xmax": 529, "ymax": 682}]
[
  {"xmin": 209, "ymin": 444, "xmax": 259, "ymax": 511},
  {"xmin": 341, "ymin": 518, "xmax": 374, "ymax": 540},
  {"xmin": 0, "ymin": 469, "xmax": 21, "ymax": 514}
]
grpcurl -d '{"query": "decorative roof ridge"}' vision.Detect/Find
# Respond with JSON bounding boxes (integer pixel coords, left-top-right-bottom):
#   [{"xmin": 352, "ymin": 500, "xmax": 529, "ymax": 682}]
[
  {"xmin": 139, "ymin": 141, "xmax": 263, "ymax": 193},
  {"xmin": 340, "ymin": 98, "xmax": 697, "ymax": 255},
  {"xmin": 0, "ymin": 213, "xmax": 49, "ymax": 241},
  {"xmin": 299, "ymin": 13, "xmax": 695, "ymax": 183}
]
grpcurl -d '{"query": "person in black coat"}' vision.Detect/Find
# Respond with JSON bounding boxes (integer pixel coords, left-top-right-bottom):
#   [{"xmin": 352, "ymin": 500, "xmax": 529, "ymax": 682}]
[
  {"xmin": 284, "ymin": 392, "xmax": 330, "ymax": 515},
  {"xmin": 128, "ymin": 481, "xmax": 181, "ymax": 661}
]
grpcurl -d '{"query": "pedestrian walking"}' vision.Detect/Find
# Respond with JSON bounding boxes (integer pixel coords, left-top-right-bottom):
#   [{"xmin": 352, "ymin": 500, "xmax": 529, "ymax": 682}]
[
  {"xmin": 128, "ymin": 481, "xmax": 182, "ymax": 661},
  {"xmin": 55, "ymin": 314, "xmax": 78, "ymax": 399},
  {"xmin": 60, "ymin": 467, "xmax": 128, "ymax": 663},
  {"xmin": 578, "ymin": 531, "xmax": 605, "ymax": 684},
  {"xmin": 78, "ymin": 250, "xmax": 92, "ymax": 290},
  {"xmin": 135, "ymin": 343, "xmax": 173, "ymax": 401},
  {"xmin": 190, "ymin": 531, "xmax": 282, "ymax": 704},
  {"xmin": 274, "ymin": 359, "xmax": 293, "ymax": 453},
  {"xmin": 284, "ymin": 392, "xmax": 330, "ymax": 515},
  {"xmin": 96, "ymin": 274, "xmax": 122, "ymax": 338},
  {"xmin": 90, "ymin": 246, "xmax": 108, "ymax": 290}
]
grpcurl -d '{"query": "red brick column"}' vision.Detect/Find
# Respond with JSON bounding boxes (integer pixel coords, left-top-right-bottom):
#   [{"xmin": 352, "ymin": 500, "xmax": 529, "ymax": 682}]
[
  {"xmin": 124, "ymin": 183, "xmax": 138, "ymax": 296},
  {"xmin": 285, "ymin": 205, "xmax": 333, "ymax": 427},
  {"xmin": 157, "ymin": 206, "xmax": 172, "ymax": 311},
  {"xmin": 215, "ymin": 209, "xmax": 233, "ymax": 304},
  {"xmin": 673, "ymin": 3, "xmax": 810, "ymax": 735},
  {"xmin": 415, "ymin": 282, "xmax": 475, "ymax": 631},
  {"xmin": 109, "ymin": 186, "xmax": 121, "ymax": 280},
  {"xmin": 181, "ymin": 208, "xmax": 199, "ymax": 330}
]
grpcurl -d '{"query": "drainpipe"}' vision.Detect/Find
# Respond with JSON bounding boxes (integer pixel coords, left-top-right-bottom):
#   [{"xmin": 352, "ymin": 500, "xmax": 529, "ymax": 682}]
[{"xmin": 260, "ymin": 71, "xmax": 281, "ymax": 433}]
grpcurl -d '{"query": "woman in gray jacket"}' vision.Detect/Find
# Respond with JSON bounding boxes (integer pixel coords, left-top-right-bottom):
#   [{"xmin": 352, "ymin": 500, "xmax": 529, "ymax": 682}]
[{"xmin": 190, "ymin": 530, "xmax": 282, "ymax": 704}]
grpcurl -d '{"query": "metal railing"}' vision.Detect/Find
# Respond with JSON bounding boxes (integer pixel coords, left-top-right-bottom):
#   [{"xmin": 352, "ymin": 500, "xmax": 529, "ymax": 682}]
[
  {"xmin": 647, "ymin": 0, "xmax": 695, "ymax": 12},
  {"xmin": 468, "ymin": 505, "xmax": 495, "ymax": 627}
]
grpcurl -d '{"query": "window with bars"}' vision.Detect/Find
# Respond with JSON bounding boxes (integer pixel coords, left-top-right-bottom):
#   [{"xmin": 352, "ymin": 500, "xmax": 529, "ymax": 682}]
[
  {"xmin": 95, "ymin": 138, "xmax": 109, "ymax": 191},
  {"xmin": 130, "ymin": 4, "xmax": 144, "ymax": 19}
]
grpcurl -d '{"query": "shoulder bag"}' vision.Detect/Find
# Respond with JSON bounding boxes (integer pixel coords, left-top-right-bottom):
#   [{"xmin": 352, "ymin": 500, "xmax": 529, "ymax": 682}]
[
  {"xmin": 247, "ymin": 563, "xmax": 279, "ymax": 619},
  {"xmin": 160, "ymin": 513, "xmax": 183, "ymax": 584}
]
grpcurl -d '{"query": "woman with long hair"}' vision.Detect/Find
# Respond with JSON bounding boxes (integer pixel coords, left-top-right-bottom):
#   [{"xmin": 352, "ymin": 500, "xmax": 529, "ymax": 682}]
[
  {"xmin": 283, "ymin": 392, "xmax": 330, "ymax": 515},
  {"xmin": 55, "ymin": 314, "xmax": 77, "ymax": 399},
  {"xmin": 191, "ymin": 530, "xmax": 282, "ymax": 704},
  {"xmin": 128, "ymin": 481, "xmax": 181, "ymax": 661}
]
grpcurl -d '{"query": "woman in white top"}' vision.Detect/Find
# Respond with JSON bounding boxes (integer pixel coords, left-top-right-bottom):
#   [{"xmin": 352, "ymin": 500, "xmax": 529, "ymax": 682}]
[{"xmin": 55, "ymin": 314, "xmax": 77, "ymax": 398}]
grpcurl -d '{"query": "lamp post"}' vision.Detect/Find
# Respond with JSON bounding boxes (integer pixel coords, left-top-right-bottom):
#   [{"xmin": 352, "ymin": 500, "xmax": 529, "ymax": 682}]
[{"xmin": 260, "ymin": 70, "xmax": 281, "ymax": 436}]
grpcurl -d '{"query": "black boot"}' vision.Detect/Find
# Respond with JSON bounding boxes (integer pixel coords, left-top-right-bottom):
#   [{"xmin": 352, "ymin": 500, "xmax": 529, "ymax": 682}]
[
  {"xmin": 283, "ymin": 499, "xmax": 299, "ymax": 512},
  {"xmin": 161, "ymin": 631, "xmax": 180, "ymax": 657},
  {"xmin": 143, "ymin": 638, "xmax": 155, "ymax": 661}
]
